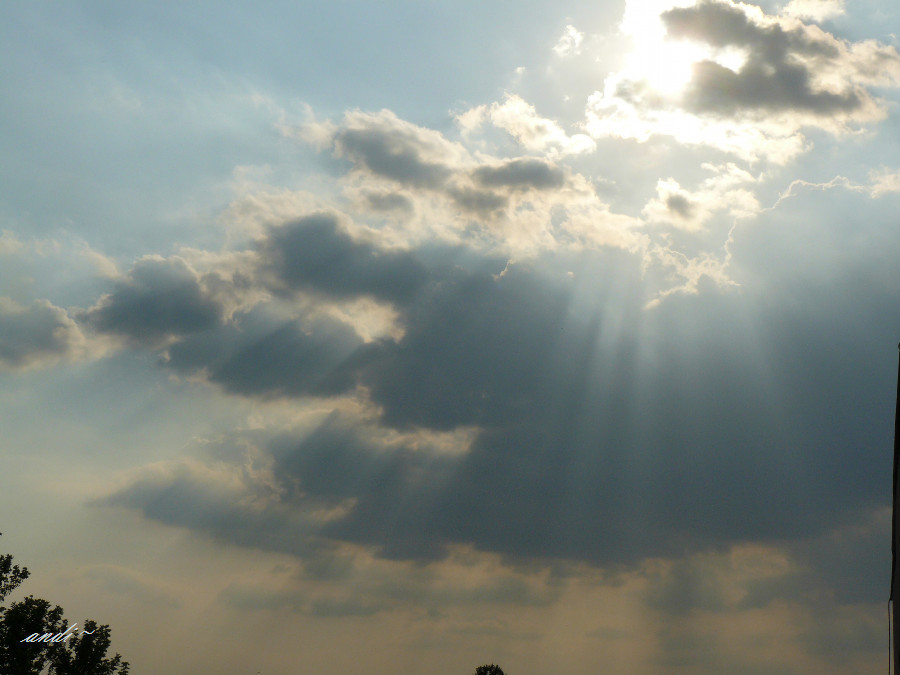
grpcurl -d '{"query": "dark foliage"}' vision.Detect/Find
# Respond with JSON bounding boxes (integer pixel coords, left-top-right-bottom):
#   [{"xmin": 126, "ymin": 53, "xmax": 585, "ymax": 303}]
[
  {"xmin": 49, "ymin": 619, "xmax": 130, "ymax": 675},
  {"xmin": 0, "ymin": 551, "xmax": 30, "ymax": 604},
  {"xmin": 475, "ymin": 665, "xmax": 506, "ymax": 675},
  {"xmin": 0, "ymin": 596, "xmax": 66, "ymax": 674},
  {"xmin": 0, "ymin": 533, "xmax": 129, "ymax": 674}
]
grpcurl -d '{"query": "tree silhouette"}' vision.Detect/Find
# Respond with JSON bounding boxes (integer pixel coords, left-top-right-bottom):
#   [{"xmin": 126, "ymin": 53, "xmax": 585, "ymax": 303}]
[
  {"xmin": 49, "ymin": 619, "xmax": 130, "ymax": 675},
  {"xmin": 474, "ymin": 665, "xmax": 506, "ymax": 675},
  {"xmin": 0, "ymin": 596, "xmax": 66, "ymax": 674},
  {"xmin": 0, "ymin": 547, "xmax": 30, "ymax": 602},
  {"xmin": 0, "ymin": 533, "xmax": 129, "ymax": 674}
]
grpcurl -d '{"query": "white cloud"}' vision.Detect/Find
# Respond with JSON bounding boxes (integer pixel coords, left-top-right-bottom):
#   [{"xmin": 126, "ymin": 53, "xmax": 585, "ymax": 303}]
[
  {"xmin": 0, "ymin": 230, "xmax": 23, "ymax": 256},
  {"xmin": 869, "ymin": 169, "xmax": 900, "ymax": 197},
  {"xmin": 585, "ymin": 86, "xmax": 810, "ymax": 163},
  {"xmin": 642, "ymin": 163, "xmax": 760, "ymax": 231},
  {"xmin": 783, "ymin": 0, "xmax": 845, "ymax": 22},
  {"xmin": 761, "ymin": 170, "xmax": 900, "ymax": 208},
  {"xmin": 553, "ymin": 25, "xmax": 584, "ymax": 57},
  {"xmin": 458, "ymin": 94, "xmax": 596, "ymax": 157}
]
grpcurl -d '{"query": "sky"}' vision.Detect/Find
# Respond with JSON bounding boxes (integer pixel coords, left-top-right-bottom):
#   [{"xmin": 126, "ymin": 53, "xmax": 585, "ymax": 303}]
[{"xmin": 1, "ymin": 0, "xmax": 900, "ymax": 672}]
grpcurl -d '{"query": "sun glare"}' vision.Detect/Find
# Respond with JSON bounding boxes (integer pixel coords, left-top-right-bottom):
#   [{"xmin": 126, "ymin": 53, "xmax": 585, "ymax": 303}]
[
  {"xmin": 618, "ymin": 0, "xmax": 746, "ymax": 97},
  {"xmin": 627, "ymin": 39, "xmax": 710, "ymax": 95}
]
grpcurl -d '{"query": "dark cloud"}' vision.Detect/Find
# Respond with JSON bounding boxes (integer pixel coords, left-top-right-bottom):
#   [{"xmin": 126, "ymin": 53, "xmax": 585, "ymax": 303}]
[
  {"xmin": 323, "ymin": 112, "xmax": 571, "ymax": 221},
  {"xmin": 740, "ymin": 510, "xmax": 890, "ymax": 610},
  {"xmin": 269, "ymin": 413, "xmax": 429, "ymax": 504},
  {"xmin": 94, "ymin": 190, "xmax": 899, "ymax": 579},
  {"xmin": 446, "ymin": 186, "xmax": 509, "ymax": 215},
  {"xmin": 472, "ymin": 158, "xmax": 566, "ymax": 191},
  {"xmin": 99, "ymin": 239, "xmax": 897, "ymax": 573},
  {"xmin": 685, "ymin": 58, "xmax": 860, "ymax": 115},
  {"xmin": 259, "ymin": 213, "xmax": 428, "ymax": 305},
  {"xmin": 269, "ymin": 414, "xmax": 458, "ymax": 560},
  {"xmin": 83, "ymin": 257, "xmax": 224, "ymax": 345},
  {"xmin": 0, "ymin": 299, "xmax": 83, "ymax": 370},
  {"xmin": 354, "ymin": 261, "xmax": 572, "ymax": 432},
  {"xmin": 666, "ymin": 193, "xmax": 695, "ymax": 218},
  {"xmin": 96, "ymin": 459, "xmax": 320, "ymax": 559},
  {"xmin": 165, "ymin": 306, "xmax": 366, "ymax": 399},
  {"xmin": 363, "ymin": 191, "xmax": 414, "ymax": 213},
  {"xmin": 662, "ymin": 0, "xmax": 863, "ymax": 115},
  {"xmin": 333, "ymin": 112, "xmax": 454, "ymax": 189}
]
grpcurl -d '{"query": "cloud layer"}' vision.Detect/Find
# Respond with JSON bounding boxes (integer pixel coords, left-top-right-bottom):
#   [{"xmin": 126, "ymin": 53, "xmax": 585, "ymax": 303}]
[
  {"xmin": 88, "ymin": 204, "xmax": 895, "ymax": 579},
  {"xmin": 0, "ymin": 298, "xmax": 86, "ymax": 370}
]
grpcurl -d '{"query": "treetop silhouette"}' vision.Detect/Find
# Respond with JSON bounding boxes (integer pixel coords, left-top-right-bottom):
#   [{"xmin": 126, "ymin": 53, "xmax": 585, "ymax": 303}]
[
  {"xmin": 474, "ymin": 664, "xmax": 506, "ymax": 675},
  {"xmin": 0, "ymin": 532, "xmax": 129, "ymax": 674}
]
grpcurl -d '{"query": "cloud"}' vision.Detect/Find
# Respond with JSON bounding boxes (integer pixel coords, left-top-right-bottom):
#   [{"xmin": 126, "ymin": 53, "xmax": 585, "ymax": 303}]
[
  {"xmin": 164, "ymin": 306, "xmax": 367, "ymax": 399},
  {"xmin": 0, "ymin": 298, "xmax": 87, "ymax": 371},
  {"xmin": 82, "ymin": 156, "xmax": 898, "ymax": 571},
  {"xmin": 76, "ymin": 125, "xmax": 896, "ymax": 672},
  {"xmin": 37, "ymin": 30, "xmax": 893, "ymax": 594},
  {"xmin": 360, "ymin": 190, "xmax": 415, "ymax": 214},
  {"xmin": 585, "ymin": 90, "xmax": 811, "ymax": 162},
  {"xmin": 97, "ymin": 455, "xmax": 324, "ymax": 559},
  {"xmin": 445, "ymin": 185, "xmax": 510, "ymax": 216},
  {"xmin": 285, "ymin": 104, "xmax": 648, "ymax": 261},
  {"xmin": 459, "ymin": 94, "xmax": 597, "ymax": 157},
  {"xmin": 99, "ymin": 415, "xmax": 460, "ymax": 561},
  {"xmin": 95, "ymin": 234, "xmax": 898, "ymax": 571},
  {"xmin": 868, "ymin": 168, "xmax": 900, "ymax": 197},
  {"xmin": 643, "ymin": 545, "xmax": 794, "ymax": 617},
  {"xmin": 82, "ymin": 256, "xmax": 226, "ymax": 346},
  {"xmin": 585, "ymin": 0, "xmax": 900, "ymax": 162},
  {"xmin": 258, "ymin": 213, "xmax": 428, "ymax": 306},
  {"xmin": 553, "ymin": 25, "xmax": 584, "ymax": 57},
  {"xmin": 352, "ymin": 260, "xmax": 572, "ymax": 432},
  {"xmin": 760, "ymin": 169, "xmax": 900, "ymax": 209},
  {"xmin": 218, "ymin": 542, "xmax": 559, "ymax": 619},
  {"xmin": 293, "ymin": 106, "xmax": 610, "ymax": 249},
  {"xmin": 663, "ymin": 1, "xmax": 864, "ymax": 116},
  {"xmin": 641, "ymin": 162, "xmax": 760, "ymax": 230},
  {"xmin": 59, "ymin": 208, "xmax": 635, "ymax": 404},
  {"xmin": 472, "ymin": 158, "xmax": 567, "ymax": 191},
  {"xmin": 330, "ymin": 109, "xmax": 465, "ymax": 189},
  {"xmin": 783, "ymin": 0, "xmax": 845, "ymax": 22},
  {"xmin": 0, "ymin": 231, "xmax": 24, "ymax": 257}
]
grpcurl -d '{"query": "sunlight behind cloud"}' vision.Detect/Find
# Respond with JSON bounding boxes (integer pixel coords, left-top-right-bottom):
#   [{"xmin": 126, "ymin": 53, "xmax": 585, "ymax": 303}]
[
  {"xmin": 625, "ymin": 36, "xmax": 713, "ymax": 97},
  {"xmin": 584, "ymin": 0, "xmax": 900, "ymax": 164},
  {"xmin": 619, "ymin": 0, "xmax": 720, "ymax": 96}
]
